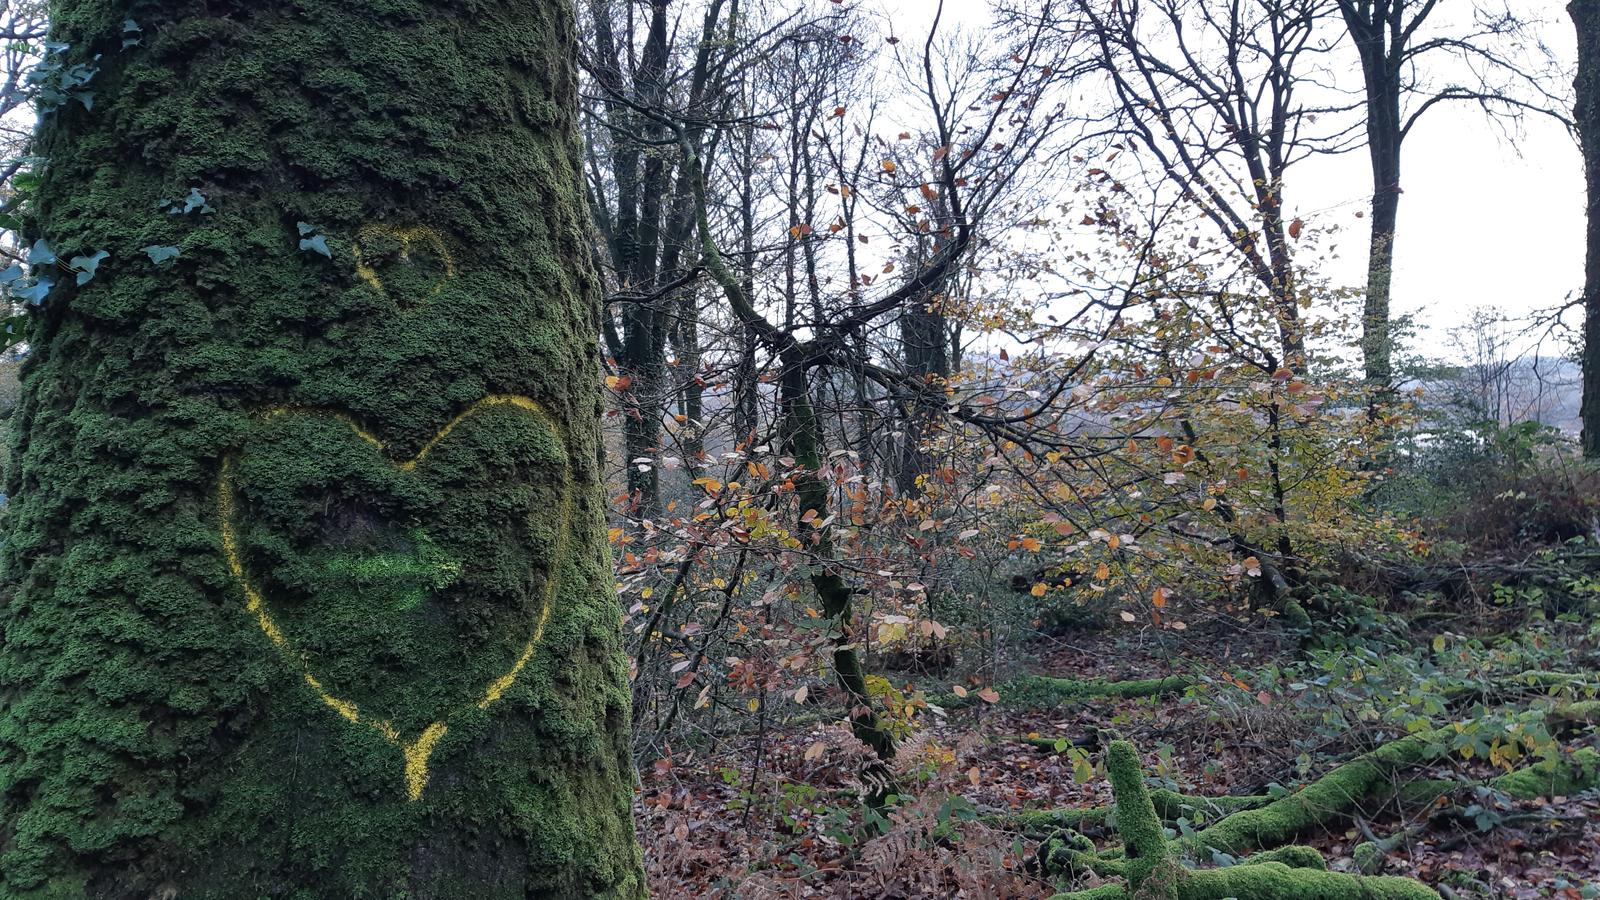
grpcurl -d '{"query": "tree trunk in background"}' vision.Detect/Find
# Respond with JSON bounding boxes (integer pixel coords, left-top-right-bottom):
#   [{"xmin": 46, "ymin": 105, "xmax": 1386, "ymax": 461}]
[
  {"xmin": 1575, "ymin": 0, "xmax": 1600, "ymax": 457},
  {"xmin": 1360, "ymin": 105, "xmax": 1402, "ymax": 389},
  {"xmin": 1342, "ymin": 3, "xmax": 1406, "ymax": 388},
  {"xmin": 897, "ymin": 296, "xmax": 950, "ymax": 495},
  {"xmin": 0, "ymin": 2, "xmax": 644, "ymax": 896},
  {"xmin": 588, "ymin": 0, "xmax": 672, "ymax": 516}
]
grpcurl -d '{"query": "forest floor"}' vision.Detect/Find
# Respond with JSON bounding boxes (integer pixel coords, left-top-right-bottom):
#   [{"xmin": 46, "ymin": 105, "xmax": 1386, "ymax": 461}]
[{"xmin": 636, "ymin": 611, "xmax": 1600, "ymax": 899}]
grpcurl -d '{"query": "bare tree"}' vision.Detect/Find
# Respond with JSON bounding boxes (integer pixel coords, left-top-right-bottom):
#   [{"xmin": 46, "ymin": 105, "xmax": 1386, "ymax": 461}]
[
  {"xmin": 1336, "ymin": 0, "xmax": 1569, "ymax": 387},
  {"xmin": 1046, "ymin": 0, "xmax": 1362, "ymax": 371},
  {"xmin": 675, "ymin": 2, "xmax": 1070, "ymax": 778},
  {"xmin": 581, "ymin": 0, "xmax": 750, "ymax": 514}
]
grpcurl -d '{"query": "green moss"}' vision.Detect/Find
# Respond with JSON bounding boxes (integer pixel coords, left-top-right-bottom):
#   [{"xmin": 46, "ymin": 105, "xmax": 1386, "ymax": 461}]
[
  {"xmin": 1006, "ymin": 790, "xmax": 1270, "ymax": 837},
  {"xmin": 1492, "ymin": 746, "xmax": 1600, "ymax": 799},
  {"xmin": 1152, "ymin": 789, "xmax": 1272, "ymax": 823},
  {"xmin": 1048, "ymin": 741, "xmax": 1443, "ymax": 900},
  {"xmin": 1035, "ymin": 828, "xmax": 1129, "ymax": 881},
  {"xmin": 1239, "ymin": 845, "xmax": 1325, "ymax": 870},
  {"xmin": 0, "ymin": 0, "xmax": 644, "ymax": 896},
  {"xmin": 1280, "ymin": 598, "xmax": 1312, "ymax": 631},
  {"xmin": 1052, "ymin": 868, "xmax": 1440, "ymax": 900},
  {"xmin": 1010, "ymin": 806, "xmax": 1115, "ymax": 835},
  {"xmin": 1188, "ymin": 706, "xmax": 1600, "ymax": 857},
  {"xmin": 1187, "ymin": 728, "xmax": 1441, "ymax": 856},
  {"xmin": 1352, "ymin": 841, "xmax": 1384, "ymax": 875},
  {"xmin": 1049, "ymin": 886, "xmax": 1130, "ymax": 900},
  {"xmin": 1180, "ymin": 863, "xmax": 1440, "ymax": 899},
  {"xmin": 1104, "ymin": 741, "xmax": 1170, "ymax": 884}
]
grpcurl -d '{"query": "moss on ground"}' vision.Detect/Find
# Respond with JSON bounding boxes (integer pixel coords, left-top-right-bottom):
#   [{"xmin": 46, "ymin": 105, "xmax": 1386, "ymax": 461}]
[
  {"xmin": 1493, "ymin": 746, "xmax": 1600, "ymax": 799},
  {"xmin": 1006, "ymin": 788, "xmax": 1271, "ymax": 837},
  {"xmin": 1046, "ymin": 741, "xmax": 1442, "ymax": 900},
  {"xmin": 946, "ymin": 675, "xmax": 1193, "ymax": 709}
]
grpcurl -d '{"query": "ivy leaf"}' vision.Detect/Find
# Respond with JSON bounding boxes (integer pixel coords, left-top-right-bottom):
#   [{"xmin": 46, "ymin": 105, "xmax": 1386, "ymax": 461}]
[
  {"xmin": 299, "ymin": 234, "xmax": 331, "ymax": 258},
  {"xmin": 0, "ymin": 264, "xmax": 23, "ymax": 286},
  {"xmin": 142, "ymin": 245, "xmax": 181, "ymax": 264},
  {"xmin": 181, "ymin": 187, "xmax": 213, "ymax": 215},
  {"xmin": 71, "ymin": 250, "xmax": 110, "ymax": 285},
  {"xmin": 296, "ymin": 221, "xmax": 317, "ymax": 237},
  {"xmin": 17, "ymin": 276, "xmax": 53, "ymax": 305},
  {"xmin": 122, "ymin": 19, "xmax": 143, "ymax": 49},
  {"xmin": 27, "ymin": 239, "xmax": 55, "ymax": 266}
]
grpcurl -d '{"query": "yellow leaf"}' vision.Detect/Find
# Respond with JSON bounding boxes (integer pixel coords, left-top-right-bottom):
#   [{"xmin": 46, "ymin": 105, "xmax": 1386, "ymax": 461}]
[
  {"xmin": 1030, "ymin": 582, "xmax": 1048, "ymax": 598},
  {"xmin": 882, "ymin": 159, "xmax": 898, "ymax": 173}
]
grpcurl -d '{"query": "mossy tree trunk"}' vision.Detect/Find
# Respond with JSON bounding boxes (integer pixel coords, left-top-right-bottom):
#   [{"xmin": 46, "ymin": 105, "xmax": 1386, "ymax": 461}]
[
  {"xmin": 0, "ymin": 2, "xmax": 645, "ymax": 897},
  {"xmin": 1575, "ymin": 0, "xmax": 1600, "ymax": 458}
]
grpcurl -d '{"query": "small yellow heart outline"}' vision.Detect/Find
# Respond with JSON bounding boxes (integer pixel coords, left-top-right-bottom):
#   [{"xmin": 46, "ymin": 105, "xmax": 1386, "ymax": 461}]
[
  {"xmin": 352, "ymin": 224, "xmax": 456, "ymax": 306},
  {"xmin": 217, "ymin": 395, "xmax": 571, "ymax": 801}
]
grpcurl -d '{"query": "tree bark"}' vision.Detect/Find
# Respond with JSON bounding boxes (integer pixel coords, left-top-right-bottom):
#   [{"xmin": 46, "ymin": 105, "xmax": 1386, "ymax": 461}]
[
  {"xmin": 1340, "ymin": 1, "xmax": 1407, "ymax": 388},
  {"xmin": 0, "ymin": 2, "xmax": 645, "ymax": 896},
  {"xmin": 1575, "ymin": 0, "xmax": 1600, "ymax": 457},
  {"xmin": 1359, "ymin": 87, "xmax": 1403, "ymax": 389},
  {"xmin": 897, "ymin": 294, "xmax": 949, "ymax": 495}
]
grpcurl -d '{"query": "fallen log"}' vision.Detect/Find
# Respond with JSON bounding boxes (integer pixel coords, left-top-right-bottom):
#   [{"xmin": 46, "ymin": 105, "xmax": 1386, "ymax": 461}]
[{"xmin": 1047, "ymin": 741, "xmax": 1442, "ymax": 899}]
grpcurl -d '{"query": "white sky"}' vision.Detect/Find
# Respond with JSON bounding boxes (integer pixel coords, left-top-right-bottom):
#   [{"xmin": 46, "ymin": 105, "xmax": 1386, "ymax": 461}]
[{"xmin": 871, "ymin": 0, "xmax": 1584, "ymax": 359}]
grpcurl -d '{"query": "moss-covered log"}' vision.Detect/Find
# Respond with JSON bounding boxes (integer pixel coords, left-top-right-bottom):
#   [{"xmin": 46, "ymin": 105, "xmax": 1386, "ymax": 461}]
[
  {"xmin": 1004, "ymin": 789, "xmax": 1271, "ymax": 836},
  {"xmin": 945, "ymin": 675, "xmax": 1193, "ymax": 709},
  {"xmin": 1393, "ymin": 745, "xmax": 1600, "ymax": 808},
  {"xmin": 1047, "ymin": 741, "xmax": 1441, "ymax": 900},
  {"xmin": 1492, "ymin": 746, "xmax": 1600, "ymax": 798},
  {"xmin": 1186, "ymin": 726, "xmax": 1442, "ymax": 856},
  {"xmin": 0, "ymin": 1, "xmax": 645, "ymax": 897},
  {"xmin": 1189, "ymin": 704, "xmax": 1600, "ymax": 856}
]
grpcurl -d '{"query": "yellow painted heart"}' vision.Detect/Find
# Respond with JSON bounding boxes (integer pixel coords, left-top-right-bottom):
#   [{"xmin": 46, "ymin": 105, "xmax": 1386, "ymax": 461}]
[{"xmin": 217, "ymin": 395, "xmax": 570, "ymax": 800}]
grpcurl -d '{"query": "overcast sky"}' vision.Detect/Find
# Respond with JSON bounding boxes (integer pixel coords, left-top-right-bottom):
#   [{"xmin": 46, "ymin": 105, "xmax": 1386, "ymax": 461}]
[{"xmin": 870, "ymin": 0, "xmax": 1584, "ymax": 360}]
